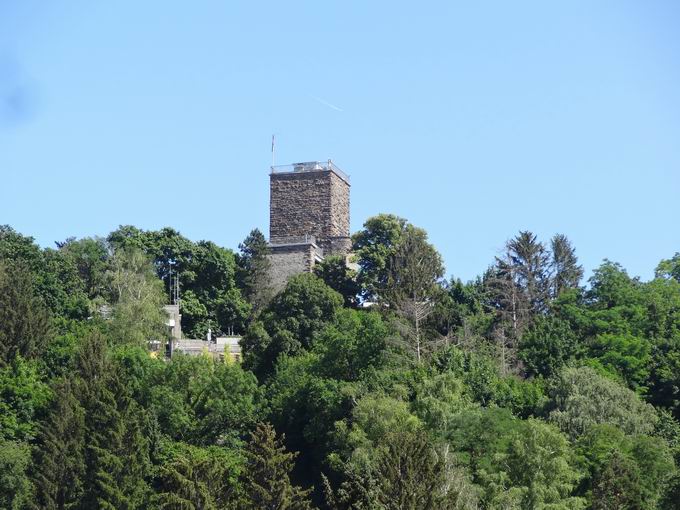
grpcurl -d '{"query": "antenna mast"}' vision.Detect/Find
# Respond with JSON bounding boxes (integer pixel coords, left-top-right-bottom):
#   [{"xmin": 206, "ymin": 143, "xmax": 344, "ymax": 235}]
[
  {"xmin": 174, "ymin": 272, "xmax": 180, "ymax": 306},
  {"xmin": 169, "ymin": 262, "xmax": 180, "ymax": 306},
  {"xmin": 271, "ymin": 134, "xmax": 275, "ymax": 169}
]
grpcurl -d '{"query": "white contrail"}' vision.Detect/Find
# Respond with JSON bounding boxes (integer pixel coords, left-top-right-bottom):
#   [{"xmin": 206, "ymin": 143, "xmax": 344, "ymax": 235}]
[{"xmin": 311, "ymin": 95, "xmax": 343, "ymax": 112}]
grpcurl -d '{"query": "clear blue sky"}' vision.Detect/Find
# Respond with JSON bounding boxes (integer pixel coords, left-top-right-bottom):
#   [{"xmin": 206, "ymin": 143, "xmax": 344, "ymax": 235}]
[{"xmin": 1, "ymin": 1, "xmax": 679, "ymax": 282}]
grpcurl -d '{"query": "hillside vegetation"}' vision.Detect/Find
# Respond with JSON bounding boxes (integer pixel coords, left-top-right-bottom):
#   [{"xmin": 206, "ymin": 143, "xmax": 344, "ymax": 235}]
[{"xmin": 1, "ymin": 219, "xmax": 679, "ymax": 509}]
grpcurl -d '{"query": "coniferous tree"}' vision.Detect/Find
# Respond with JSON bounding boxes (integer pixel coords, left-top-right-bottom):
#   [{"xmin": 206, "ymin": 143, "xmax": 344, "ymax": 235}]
[
  {"xmin": 483, "ymin": 262, "xmax": 524, "ymax": 331},
  {"xmin": 239, "ymin": 422, "xmax": 313, "ymax": 510},
  {"xmin": 482, "ymin": 264, "xmax": 526, "ymax": 375},
  {"xmin": 550, "ymin": 234, "xmax": 583, "ymax": 297},
  {"xmin": 486, "ymin": 231, "xmax": 552, "ymax": 336},
  {"xmin": 153, "ymin": 453, "xmax": 220, "ymax": 510},
  {"xmin": 0, "ymin": 261, "xmax": 52, "ymax": 366},
  {"xmin": 76, "ymin": 333, "xmax": 151, "ymax": 510},
  {"xmin": 505, "ymin": 231, "xmax": 551, "ymax": 315},
  {"xmin": 31, "ymin": 378, "xmax": 86, "ymax": 510},
  {"xmin": 591, "ymin": 450, "xmax": 643, "ymax": 510},
  {"xmin": 372, "ymin": 429, "xmax": 468, "ymax": 510},
  {"xmin": 152, "ymin": 443, "xmax": 239, "ymax": 510},
  {"xmin": 79, "ymin": 353, "xmax": 129, "ymax": 509},
  {"xmin": 238, "ymin": 229, "xmax": 273, "ymax": 315},
  {"xmin": 484, "ymin": 231, "xmax": 552, "ymax": 372},
  {"xmin": 327, "ymin": 428, "xmax": 477, "ymax": 510}
]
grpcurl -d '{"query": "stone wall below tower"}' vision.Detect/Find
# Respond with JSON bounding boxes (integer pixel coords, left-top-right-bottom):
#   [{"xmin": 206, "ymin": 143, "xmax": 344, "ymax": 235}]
[
  {"xmin": 317, "ymin": 236, "xmax": 352, "ymax": 257},
  {"xmin": 268, "ymin": 241, "xmax": 322, "ymax": 293}
]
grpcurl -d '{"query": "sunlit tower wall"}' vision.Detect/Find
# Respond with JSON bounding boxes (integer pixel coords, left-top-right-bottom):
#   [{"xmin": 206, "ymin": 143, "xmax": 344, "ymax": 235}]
[{"xmin": 268, "ymin": 160, "xmax": 351, "ymax": 290}]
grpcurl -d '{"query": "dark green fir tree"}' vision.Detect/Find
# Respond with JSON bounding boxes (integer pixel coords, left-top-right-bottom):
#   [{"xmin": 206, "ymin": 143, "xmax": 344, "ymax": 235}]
[{"xmin": 239, "ymin": 422, "xmax": 313, "ymax": 510}]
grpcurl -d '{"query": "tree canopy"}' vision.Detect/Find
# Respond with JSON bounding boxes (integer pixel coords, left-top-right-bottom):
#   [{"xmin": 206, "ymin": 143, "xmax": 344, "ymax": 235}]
[{"xmin": 1, "ymin": 221, "xmax": 679, "ymax": 509}]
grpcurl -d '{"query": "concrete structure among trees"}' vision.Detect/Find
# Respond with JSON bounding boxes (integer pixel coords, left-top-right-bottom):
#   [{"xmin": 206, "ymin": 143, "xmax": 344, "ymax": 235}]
[
  {"xmin": 268, "ymin": 160, "xmax": 351, "ymax": 290},
  {"xmin": 163, "ymin": 304, "xmax": 182, "ymax": 340}
]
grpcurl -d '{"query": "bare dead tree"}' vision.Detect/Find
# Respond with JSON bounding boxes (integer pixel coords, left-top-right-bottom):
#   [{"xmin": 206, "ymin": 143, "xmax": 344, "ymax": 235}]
[
  {"xmin": 385, "ymin": 227, "xmax": 444, "ymax": 363},
  {"xmin": 481, "ymin": 257, "xmax": 529, "ymax": 375}
]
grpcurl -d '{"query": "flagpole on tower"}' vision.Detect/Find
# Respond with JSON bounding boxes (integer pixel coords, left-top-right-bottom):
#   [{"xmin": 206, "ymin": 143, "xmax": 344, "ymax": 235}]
[{"xmin": 271, "ymin": 134, "xmax": 275, "ymax": 170}]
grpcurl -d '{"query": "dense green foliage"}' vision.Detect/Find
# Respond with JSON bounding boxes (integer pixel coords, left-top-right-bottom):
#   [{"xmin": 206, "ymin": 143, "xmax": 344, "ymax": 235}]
[{"xmin": 1, "ymin": 221, "xmax": 679, "ymax": 509}]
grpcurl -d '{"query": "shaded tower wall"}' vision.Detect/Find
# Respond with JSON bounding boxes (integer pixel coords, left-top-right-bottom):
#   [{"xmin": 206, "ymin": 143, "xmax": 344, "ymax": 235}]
[
  {"xmin": 268, "ymin": 241, "xmax": 323, "ymax": 292},
  {"xmin": 269, "ymin": 169, "xmax": 351, "ymax": 256}
]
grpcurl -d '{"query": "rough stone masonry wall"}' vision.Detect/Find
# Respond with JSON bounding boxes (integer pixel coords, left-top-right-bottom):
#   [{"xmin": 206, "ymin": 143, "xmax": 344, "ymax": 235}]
[
  {"xmin": 329, "ymin": 172, "xmax": 350, "ymax": 238},
  {"xmin": 270, "ymin": 170, "xmax": 350, "ymax": 255},
  {"xmin": 268, "ymin": 243, "xmax": 318, "ymax": 292}
]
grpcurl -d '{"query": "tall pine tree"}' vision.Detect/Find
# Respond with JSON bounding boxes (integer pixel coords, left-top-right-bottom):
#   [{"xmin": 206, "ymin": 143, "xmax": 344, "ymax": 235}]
[
  {"xmin": 75, "ymin": 332, "xmax": 151, "ymax": 510},
  {"xmin": 31, "ymin": 378, "xmax": 86, "ymax": 510},
  {"xmin": 239, "ymin": 423, "xmax": 313, "ymax": 510},
  {"xmin": 504, "ymin": 231, "xmax": 551, "ymax": 315},
  {"xmin": 550, "ymin": 234, "xmax": 583, "ymax": 297},
  {"xmin": 0, "ymin": 261, "xmax": 52, "ymax": 366},
  {"xmin": 238, "ymin": 229, "xmax": 273, "ymax": 315}
]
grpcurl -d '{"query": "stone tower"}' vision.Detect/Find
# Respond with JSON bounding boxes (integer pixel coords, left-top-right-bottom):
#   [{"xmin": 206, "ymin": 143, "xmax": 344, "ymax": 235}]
[{"xmin": 268, "ymin": 160, "xmax": 350, "ymax": 290}]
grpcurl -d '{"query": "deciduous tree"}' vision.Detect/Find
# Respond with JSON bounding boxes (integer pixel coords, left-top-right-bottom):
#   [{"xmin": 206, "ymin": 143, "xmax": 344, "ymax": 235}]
[
  {"xmin": 313, "ymin": 255, "xmax": 359, "ymax": 308},
  {"xmin": 547, "ymin": 366, "xmax": 657, "ymax": 440},
  {"xmin": 352, "ymin": 214, "xmax": 407, "ymax": 301},
  {"xmin": 242, "ymin": 273, "xmax": 342, "ymax": 379},
  {"xmin": 106, "ymin": 248, "xmax": 167, "ymax": 345},
  {"xmin": 0, "ymin": 439, "xmax": 32, "ymax": 510}
]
